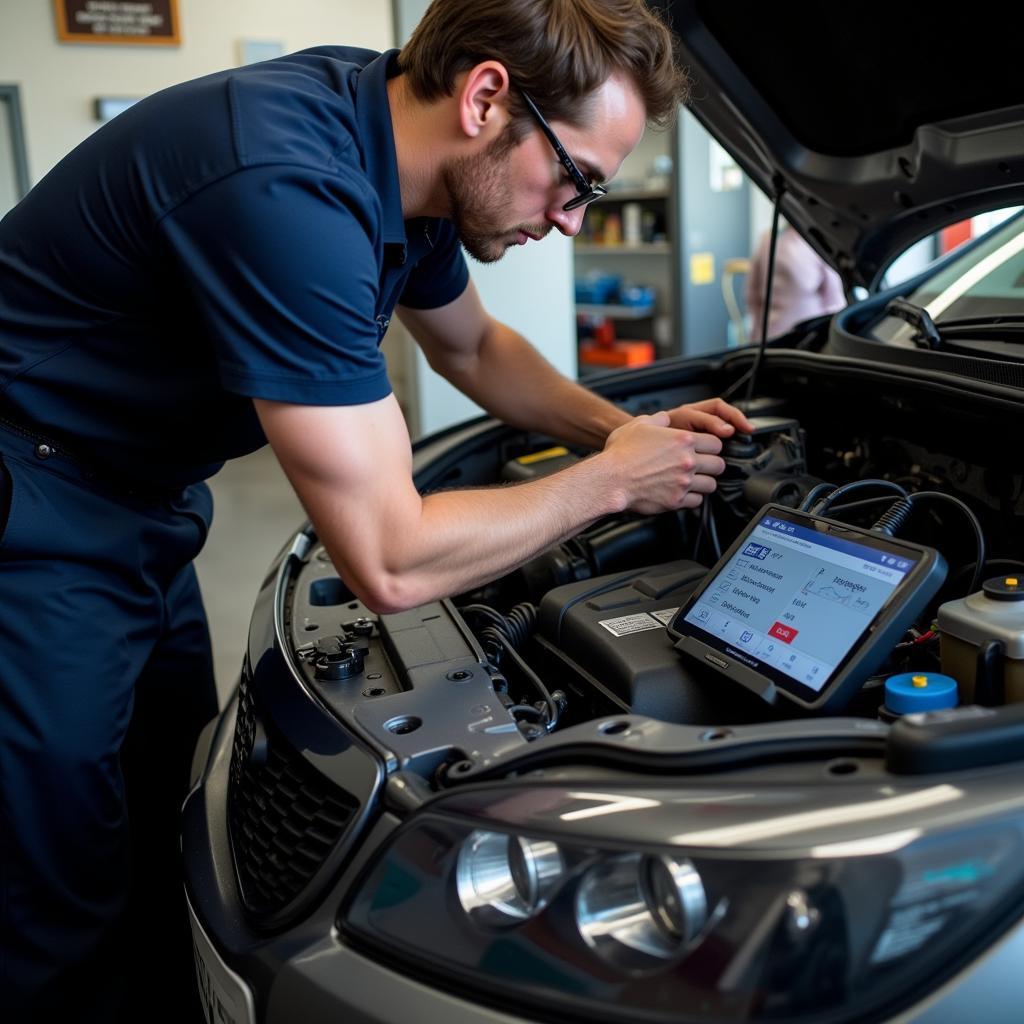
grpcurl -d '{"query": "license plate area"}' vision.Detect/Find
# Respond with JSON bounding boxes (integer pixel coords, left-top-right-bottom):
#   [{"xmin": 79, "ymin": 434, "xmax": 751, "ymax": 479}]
[{"xmin": 188, "ymin": 897, "xmax": 256, "ymax": 1024}]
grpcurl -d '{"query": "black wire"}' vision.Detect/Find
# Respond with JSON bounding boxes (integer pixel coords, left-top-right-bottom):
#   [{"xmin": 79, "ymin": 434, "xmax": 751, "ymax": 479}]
[
  {"xmin": 800, "ymin": 485, "xmax": 986, "ymax": 598},
  {"xmin": 720, "ymin": 362, "xmax": 754, "ymax": 402},
  {"xmin": 907, "ymin": 490, "xmax": 986, "ymax": 596},
  {"xmin": 812, "ymin": 478, "xmax": 908, "ymax": 515},
  {"xmin": 462, "ymin": 602, "xmax": 558, "ymax": 730},
  {"xmin": 835, "ymin": 487, "xmax": 985, "ymax": 597},
  {"xmin": 799, "ymin": 481, "xmax": 838, "ymax": 512},
  {"xmin": 822, "ymin": 494, "xmax": 921, "ymax": 516},
  {"xmin": 691, "ymin": 499, "xmax": 708, "ymax": 560},
  {"xmin": 950, "ymin": 558, "xmax": 1024, "ymax": 592},
  {"xmin": 461, "ymin": 603, "xmax": 507, "ymax": 630},
  {"xmin": 500, "ymin": 640, "xmax": 560, "ymax": 731},
  {"xmin": 707, "ymin": 497, "xmax": 722, "ymax": 560},
  {"xmin": 744, "ymin": 181, "xmax": 786, "ymax": 403}
]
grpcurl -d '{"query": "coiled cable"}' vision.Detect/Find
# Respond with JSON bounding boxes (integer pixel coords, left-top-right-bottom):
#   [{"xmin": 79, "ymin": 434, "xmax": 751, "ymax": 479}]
[{"xmin": 461, "ymin": 602, "xmax": 560, "ymax": 731}]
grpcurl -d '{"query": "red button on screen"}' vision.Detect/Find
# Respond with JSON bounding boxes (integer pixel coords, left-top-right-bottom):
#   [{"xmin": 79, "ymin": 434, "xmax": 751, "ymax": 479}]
[{"xmin": 769, "ymin": 622, "xmax": 798, "ymax": 643}]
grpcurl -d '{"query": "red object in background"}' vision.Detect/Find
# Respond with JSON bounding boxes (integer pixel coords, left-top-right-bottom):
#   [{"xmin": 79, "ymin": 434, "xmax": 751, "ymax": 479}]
[
  {"xmin": 579, "ymin": 313, "xmax": 655, "ymax": 368},
  {"xmin": 940, "ymin": 219, "xmax": 973, "ymax": 255},
  {"xmin": 593, "ymin": 318, "xmax": 617, "ymax": 347},
  {"xmin": 579, "ymin": 340, "xmax": 655, "ymax": 367},
  {"xmin": 769, "ymin": 622, "xmax": 798, "ymax": 644}
]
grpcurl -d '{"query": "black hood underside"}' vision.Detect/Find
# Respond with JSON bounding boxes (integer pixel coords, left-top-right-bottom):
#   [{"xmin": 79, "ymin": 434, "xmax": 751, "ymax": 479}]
[{"xmin": 662, "ymin": 0, "xmax": 1024, "ymax": 287}]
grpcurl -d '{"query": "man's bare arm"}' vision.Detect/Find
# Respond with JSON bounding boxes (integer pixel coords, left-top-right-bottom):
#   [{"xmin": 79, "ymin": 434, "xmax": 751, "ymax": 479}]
[
  {"xmin": 255, "ymin": 394, "xmax": 724, "ymax": 613},
  {"xmin": 398, "ymin": 284, "xmax": 630, "ymax": 449},
  {"xmin": 398, "ymin": 282, "xmax": 753, "ymax": 448}
]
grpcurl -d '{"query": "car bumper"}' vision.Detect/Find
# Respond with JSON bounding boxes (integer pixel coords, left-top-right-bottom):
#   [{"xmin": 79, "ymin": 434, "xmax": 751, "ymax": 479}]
[{"xmin": 184, "ymin": 694, "xmax": 1024, "ymax": 1024}]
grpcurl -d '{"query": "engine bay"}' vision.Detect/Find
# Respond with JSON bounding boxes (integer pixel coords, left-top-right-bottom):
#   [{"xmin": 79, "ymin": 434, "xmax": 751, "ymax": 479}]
[{"xmin": 281, "ymin": 373, "xmax": 1024, "ymax": 786}]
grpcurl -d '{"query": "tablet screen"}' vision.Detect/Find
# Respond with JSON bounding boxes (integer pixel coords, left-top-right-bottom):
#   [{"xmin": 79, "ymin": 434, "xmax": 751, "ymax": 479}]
[{"xmin": 677, "ymin": 510, "xmax": 920, "ymax": 696}]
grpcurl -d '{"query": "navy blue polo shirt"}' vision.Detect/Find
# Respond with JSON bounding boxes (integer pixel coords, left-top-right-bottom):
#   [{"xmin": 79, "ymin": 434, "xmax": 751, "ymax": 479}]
[{"xmin": 0, "ymin": 47, "xmax": 468, "ymax": 488}]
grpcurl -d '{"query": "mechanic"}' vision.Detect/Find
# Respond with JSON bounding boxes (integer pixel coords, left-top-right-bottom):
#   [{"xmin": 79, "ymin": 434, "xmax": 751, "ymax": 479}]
[{"xmin": 0, "ymin": 0, "xmax": 752, "ymax": 1019}]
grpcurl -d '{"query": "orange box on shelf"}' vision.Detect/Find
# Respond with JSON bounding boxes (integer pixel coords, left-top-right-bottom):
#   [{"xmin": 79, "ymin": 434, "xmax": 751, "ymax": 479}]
[{"xmin": 579, "ymin": 339, "xmax": 656, "ymax": 367}]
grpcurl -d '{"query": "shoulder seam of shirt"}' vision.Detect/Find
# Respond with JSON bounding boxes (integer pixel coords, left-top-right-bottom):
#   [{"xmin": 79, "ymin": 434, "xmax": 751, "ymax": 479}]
[
  {"xmin": 227, "ymin": 72, "xmax": 357, "ymax": 173},
  {"xmin": 152, "ymin": 157, "xmax": 371, "ymax": 229}
]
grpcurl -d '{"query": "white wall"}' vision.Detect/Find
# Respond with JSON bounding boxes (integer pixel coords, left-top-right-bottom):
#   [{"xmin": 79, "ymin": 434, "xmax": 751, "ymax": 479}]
[
  {"xmin": 409, "ymin": 234, "xmax": 577, "ymax": 437},
  {"xmin": 0, "ymin": 0, "xmax": 393, "ymax": 184}
]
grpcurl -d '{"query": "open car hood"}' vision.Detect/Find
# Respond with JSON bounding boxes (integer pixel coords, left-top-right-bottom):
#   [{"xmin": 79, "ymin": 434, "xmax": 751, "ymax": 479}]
[{"xmin": 665, "ymin": 0, "xmax": 1024, "ymax": 288}]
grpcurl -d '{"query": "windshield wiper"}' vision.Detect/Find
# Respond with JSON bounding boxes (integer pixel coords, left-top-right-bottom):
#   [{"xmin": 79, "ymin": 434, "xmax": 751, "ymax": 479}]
[
  {"xmin": 926, "ymin": 314, "xmax": 1024, "ymax": 337},
  {"xmin": 885, "ymin": 301, "xmax": 1024, "ymax": 349},
  {"xmin": 885, "ymin": 298, "xmax": 942, "ymax": 349}
]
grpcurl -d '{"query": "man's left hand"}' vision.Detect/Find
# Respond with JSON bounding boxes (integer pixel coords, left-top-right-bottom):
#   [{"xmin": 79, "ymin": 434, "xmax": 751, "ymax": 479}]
[{"xmin": 664, "ymin": 398, "xmax": 754, "ymax": 438}]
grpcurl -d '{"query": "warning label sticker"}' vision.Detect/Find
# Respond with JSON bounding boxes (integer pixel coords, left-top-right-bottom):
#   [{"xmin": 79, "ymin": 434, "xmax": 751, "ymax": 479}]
[
  {"xmin": 598, "ymin": 612, "xmax": 664, "ymax": 637},
  {"xmin": 650, "ymin": 607, "xmax": 679, "ymax": 626}
]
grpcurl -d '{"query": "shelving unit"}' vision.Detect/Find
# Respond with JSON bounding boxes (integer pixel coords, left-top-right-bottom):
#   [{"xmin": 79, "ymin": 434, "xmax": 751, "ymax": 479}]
[
  {"xmin": 574, "ymin": 162, "xmax": 675, "ymax": 368},
  {"xmin": 574, "ymin": 109, "xmax": 753, "ymax": 366},
  {"xmin": 576, "ymin": 302, "xmax": 655, "ymax": 319},
  {"xmin": 574, "ymin": 242, "xmax": 671, "ymax": 256}
]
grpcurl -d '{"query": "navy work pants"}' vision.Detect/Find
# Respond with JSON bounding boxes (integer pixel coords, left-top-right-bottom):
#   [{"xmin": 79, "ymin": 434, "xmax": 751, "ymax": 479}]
[{"xmin": 0, "ymin": 422, "xmax": 219, "ymax": 1021}]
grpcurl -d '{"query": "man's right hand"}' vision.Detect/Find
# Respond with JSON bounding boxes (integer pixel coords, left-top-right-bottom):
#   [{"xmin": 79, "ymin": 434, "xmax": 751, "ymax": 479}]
[{"xmin": 599, "ymin": 411, "xmax": 726, "ymax": 515}]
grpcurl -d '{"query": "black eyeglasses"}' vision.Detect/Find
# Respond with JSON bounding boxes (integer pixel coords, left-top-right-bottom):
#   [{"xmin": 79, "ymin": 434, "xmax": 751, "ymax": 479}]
[{"xmin": 518, "ymin": 89, "xmax": 608, "ymax": 211}]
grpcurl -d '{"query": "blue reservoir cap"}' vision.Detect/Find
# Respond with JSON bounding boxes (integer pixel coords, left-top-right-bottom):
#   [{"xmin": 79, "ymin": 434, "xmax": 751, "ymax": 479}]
[{"xmin": 885, "ymin": 672, "xmax": 959, "ymax": 715}]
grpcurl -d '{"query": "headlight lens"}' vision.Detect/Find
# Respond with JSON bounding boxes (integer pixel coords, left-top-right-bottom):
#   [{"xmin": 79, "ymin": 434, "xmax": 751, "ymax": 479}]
[
  {"xmin": 576, "ymin": 853, "xmax": 709, "ymax": 967},
  {"xmin": 342, "ymin": 791, "xmax": 1024, "ymax": 1023},
  {"xmin": 456, "ymin": 831, "xmax": 565, "ymax": 924}
]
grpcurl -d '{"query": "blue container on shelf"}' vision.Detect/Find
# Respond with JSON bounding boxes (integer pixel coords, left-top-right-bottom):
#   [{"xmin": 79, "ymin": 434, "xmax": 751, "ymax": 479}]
[
  {"xmin": 619, "ymin": 284, "xmax": 656, "ymax": 308},
  {"xmin": 575, "ymin": 271, "xmax": 621, "ymax": 305}
]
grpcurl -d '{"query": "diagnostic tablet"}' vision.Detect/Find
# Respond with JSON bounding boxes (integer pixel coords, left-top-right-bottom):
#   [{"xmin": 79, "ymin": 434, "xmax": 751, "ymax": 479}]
[{"xmin": 668, "ymin": 504, "xmax": 947, "ymax": 712}]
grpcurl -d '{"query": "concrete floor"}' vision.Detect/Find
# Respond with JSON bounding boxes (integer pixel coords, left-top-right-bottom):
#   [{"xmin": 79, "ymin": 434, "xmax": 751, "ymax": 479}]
[{"xmin": 193, "ymin": 446, "xmax": 305, "ymax": 707}]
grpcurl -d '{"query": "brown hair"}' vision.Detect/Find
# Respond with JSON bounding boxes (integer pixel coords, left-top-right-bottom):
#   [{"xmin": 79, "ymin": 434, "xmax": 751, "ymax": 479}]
[{"xmin": 398, "ymin": 0, "xmax": 689, "ymax": 132}]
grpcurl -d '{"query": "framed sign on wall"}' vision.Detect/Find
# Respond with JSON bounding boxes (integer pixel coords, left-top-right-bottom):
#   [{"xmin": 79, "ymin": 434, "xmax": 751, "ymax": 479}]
[{"xmin": 54, "ymin": 1, "xmax": 181, "ymax": 46}]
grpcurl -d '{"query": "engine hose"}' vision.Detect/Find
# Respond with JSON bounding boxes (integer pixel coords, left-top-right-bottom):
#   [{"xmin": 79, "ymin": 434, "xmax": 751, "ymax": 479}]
[
  {"xmin": 502, "ymin": 602, "xmax": 538, "ymax": 648},
  {"xmin": 463, "ymin": 601, "xmax": 537, "ymax": 650}
]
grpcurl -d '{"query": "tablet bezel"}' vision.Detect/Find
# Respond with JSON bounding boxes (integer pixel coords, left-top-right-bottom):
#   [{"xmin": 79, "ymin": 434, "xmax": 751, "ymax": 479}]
[{"xmin": 667, "ymin": 504, "xmax": 947, "ymax": 712}]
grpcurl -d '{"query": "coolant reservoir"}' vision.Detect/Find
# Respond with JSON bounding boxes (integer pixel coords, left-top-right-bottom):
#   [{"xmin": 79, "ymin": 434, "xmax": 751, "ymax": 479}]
[{"xmin": 938, "ymin": 576, "xmax": 1024, "ymax": 703}]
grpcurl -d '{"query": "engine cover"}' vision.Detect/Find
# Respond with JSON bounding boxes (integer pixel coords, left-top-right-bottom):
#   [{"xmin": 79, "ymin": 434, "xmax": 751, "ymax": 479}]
[{"xmin": 537, "ymin": 560, "xmax": 768, "ymax": 724}]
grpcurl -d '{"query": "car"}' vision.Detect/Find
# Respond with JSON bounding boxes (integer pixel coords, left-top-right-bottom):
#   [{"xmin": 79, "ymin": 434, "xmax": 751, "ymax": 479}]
[{"xmin": 183, "ymin": 4, "xmax": 1024, "ymax": 1023}]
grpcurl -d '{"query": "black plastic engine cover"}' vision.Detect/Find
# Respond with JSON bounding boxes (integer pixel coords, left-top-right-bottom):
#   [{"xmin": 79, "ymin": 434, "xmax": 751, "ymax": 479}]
[{"xmin": 538, "ymin": 560, "xmax": 767, "ymax": 724}]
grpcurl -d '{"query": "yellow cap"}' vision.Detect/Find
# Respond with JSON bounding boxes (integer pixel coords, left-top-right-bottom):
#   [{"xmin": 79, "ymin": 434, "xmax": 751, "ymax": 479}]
[
  {"xmin": 912, "ymin": 675, "xmax": 929, "ymax": 688},
  {"xmin": 1007, "ymin": 577, "xmax": 1019, "ymax": 587}
]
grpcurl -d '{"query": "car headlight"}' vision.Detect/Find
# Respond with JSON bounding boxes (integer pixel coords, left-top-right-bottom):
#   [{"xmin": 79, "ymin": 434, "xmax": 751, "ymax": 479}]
[
  {"xmin": 575, "ymin": 852, "xmax": 710, "ymax": 967},
  {"xmin": 456, "ymin": 831, "xmax": 565, "ymax": 925},
  {"xmin": 342, "ymin": 782, "xmax": 1024, "ymax": 1023}
]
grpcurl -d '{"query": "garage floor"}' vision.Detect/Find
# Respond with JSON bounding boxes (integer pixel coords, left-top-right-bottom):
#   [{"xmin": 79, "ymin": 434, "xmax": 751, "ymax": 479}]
[{"xmin": 193, "ymin": 445, "xmax": 304, "ymax": 707}]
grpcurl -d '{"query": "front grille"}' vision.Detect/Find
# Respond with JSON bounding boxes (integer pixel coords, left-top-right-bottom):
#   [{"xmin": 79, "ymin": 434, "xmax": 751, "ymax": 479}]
[{"xmin": 228, "ymin": 675, "xmax": 358, "ymax": 923}]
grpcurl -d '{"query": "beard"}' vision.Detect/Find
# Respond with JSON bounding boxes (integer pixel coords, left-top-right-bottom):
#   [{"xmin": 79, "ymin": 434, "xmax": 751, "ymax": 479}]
[{"xmin": 442, "ymin": 132, "xmax": 550, "ymax": 264}]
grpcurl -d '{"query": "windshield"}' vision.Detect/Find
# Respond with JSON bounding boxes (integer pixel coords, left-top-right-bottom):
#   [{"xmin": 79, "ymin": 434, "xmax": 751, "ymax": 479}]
[{"xmin": 872, "ymin": 211, "xmax": 1024, "ymax": 345}]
